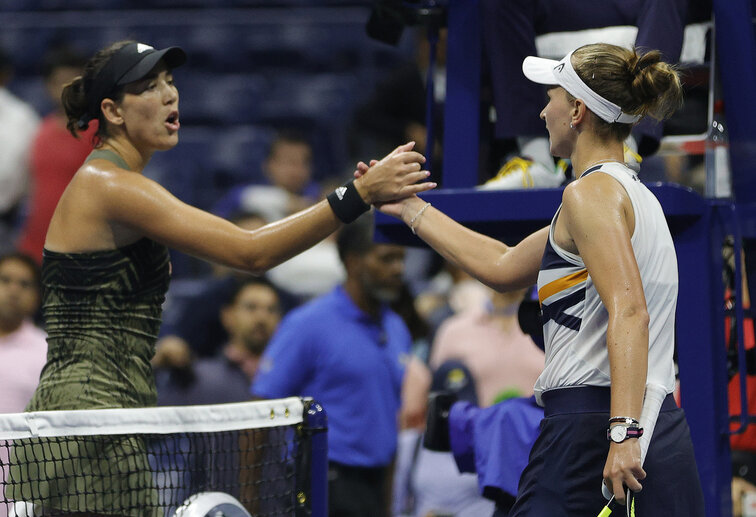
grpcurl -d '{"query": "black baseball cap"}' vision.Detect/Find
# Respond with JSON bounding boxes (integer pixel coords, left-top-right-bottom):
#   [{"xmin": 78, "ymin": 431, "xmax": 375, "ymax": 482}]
[
  {"xmin": 431, "ymin": 360, "xmax": 478, "ymax": 406},
  {"xmin": 83, "ymin": 42, "xmax": 186, "ymax": 124}
]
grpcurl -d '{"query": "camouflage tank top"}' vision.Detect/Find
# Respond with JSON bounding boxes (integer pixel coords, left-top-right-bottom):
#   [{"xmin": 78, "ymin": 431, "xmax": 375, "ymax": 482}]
[{"xmin": 27, "ymin": 237, "xmax": 170, "ymax": 410}]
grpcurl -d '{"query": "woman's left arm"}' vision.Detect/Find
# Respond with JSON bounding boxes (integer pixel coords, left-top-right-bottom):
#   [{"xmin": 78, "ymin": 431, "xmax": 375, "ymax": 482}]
[{"xmin": 561, "ymin": 174, "xmax": 648, "ymax": 504}]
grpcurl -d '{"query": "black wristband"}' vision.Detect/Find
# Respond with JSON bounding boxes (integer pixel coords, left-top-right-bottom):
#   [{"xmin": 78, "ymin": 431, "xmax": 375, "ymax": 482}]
[{"xmin": 327, "ymin": 179, "xmax": 370, "ymax": 224}]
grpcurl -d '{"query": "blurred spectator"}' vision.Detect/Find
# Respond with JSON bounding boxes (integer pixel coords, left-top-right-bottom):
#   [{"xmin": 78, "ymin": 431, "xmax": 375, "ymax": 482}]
[
  {"xmin": 430, "ymin": 288, "xmax": 544, "ymax": 407},
  {"xmin": 213, "ymin": 130, "xmax": 345, "ymax": 300},
  {"xmin": 349, "ymin": 28, "xmax": 449, "ymax": 292},
  {"xmin": 0, "ymin": 47, "xmax": 40, "ymax": 255},
  {"xmin": 415, "ymin": 261, "xmax": 493, "ymax": 341},
  {"xmin": 479, "ymin": 0, "xmax": 688, "ymax": 188},
  {"xmin": 155, "ymin": 277, "xmax": 282, "ymax": 406},
  {"xmin": 153, "ymin": 210, "xmax": 269, "ymax": 363},
  {"xmin": 16, "ymin": 46, "xmax": 96, "ymax": 263},
  {"xmin": 393, "ymin": 360, "xmax": 495, "ymax": 517},
  {"xmin": 393, "ymin": 361, "xmax": 494, "ymax": 517},
  {"xmin": 390, "ymin": 281, "xmax": 432, "ymax": 362},
  {"xmin": 213, "ymin": 129, "xmax": 322, "ymax": 222},
  {"xmin": 266, "ymin": 234, "xmax": 345, "ymax": 302},
  {"xmin": 251, "ymin": 213, "xmax": 427, "ymax": 517},
  {"xmin": 390, "ymin": 281, "xmax": 434, "ymax": 431},
  {"xmin": 0, "ymin": 252, "xmax": 46, "ymax": 413},
  {"xmin": 350, "ymin": 28, "xmax": 446, "ymax": 180},
  {"xmin": 732, "ymin": 451, "xmax": 756, "ymax": 517}
]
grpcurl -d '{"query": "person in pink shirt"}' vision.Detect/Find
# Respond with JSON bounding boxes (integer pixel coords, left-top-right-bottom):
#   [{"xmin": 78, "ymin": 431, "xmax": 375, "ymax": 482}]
[
  {"xmin": 0, "ymin": 252, "xmax": 47, "ymax": 517},
  {"xmin": 430, "ymin": 287, "xmax": 544, "ymax": 407},
  {"xmin": 0, "ymin": 252, "xmax": 47, "ymax": 414},
  {"xmin": 16, "ymin": 47, "xmax": 96, "ymax": 263}
]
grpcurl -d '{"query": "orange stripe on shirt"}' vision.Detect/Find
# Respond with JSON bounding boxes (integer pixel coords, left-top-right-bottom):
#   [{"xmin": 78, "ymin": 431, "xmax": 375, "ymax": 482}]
[{"xmin": 538, "ymin": 269, "xmax": 588, "ymax": 303}]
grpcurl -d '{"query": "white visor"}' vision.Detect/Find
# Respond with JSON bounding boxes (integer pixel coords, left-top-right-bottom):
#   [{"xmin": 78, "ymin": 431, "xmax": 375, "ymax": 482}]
[{"xmin": 522, "ymin": 51, "xmax": 641, "ymax": 124}]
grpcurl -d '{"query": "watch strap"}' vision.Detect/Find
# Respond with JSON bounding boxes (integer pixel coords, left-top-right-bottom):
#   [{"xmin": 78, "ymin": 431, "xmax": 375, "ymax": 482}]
[
  {"xmin": 607, "ymin": 424, "xmax": 644, "ymax": 443},
  {"xmin": 609, "ymin": 416, "xmax": 639, "ymax": 425}
]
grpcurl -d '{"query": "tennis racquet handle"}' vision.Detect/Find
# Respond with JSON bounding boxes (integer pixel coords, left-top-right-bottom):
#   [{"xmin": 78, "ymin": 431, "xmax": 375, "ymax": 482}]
[{"xmin": 638, "ymin": 383, "xmax": 667, "ymax": 464}]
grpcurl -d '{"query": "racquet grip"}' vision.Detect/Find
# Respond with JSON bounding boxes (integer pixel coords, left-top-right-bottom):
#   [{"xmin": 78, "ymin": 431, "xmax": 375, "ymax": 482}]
[{"xmin": 638, "ymin": 383, "xmax": 667, "ymax": 464}]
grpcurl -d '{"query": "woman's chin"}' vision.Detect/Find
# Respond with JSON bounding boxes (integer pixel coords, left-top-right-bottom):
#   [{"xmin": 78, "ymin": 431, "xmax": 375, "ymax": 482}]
[
  {"xmin": 549, "ymin": 143, "xmax": 570, "ymax": 160},
  {"xmin": 155, "ymin": 136, "xmax": 179, "ymax": 151}
]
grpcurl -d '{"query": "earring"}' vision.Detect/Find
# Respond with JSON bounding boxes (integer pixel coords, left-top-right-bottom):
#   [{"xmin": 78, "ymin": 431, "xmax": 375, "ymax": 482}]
[{"xmin": 569, "ymin": 123, "xmax": 574, "ymax": 129}]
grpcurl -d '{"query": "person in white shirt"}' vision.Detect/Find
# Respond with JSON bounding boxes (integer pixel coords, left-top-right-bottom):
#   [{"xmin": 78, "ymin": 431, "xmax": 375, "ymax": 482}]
[{"xmin": 0, "ymin": 49, "xmax": 40, "ymax": 254}]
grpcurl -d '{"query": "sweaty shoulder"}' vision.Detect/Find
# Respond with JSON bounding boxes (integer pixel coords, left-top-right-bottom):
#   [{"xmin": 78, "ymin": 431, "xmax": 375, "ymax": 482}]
[
  {"xmin": 560, "ymin": 169, "xmax": 635, "ymax": 242},
  {"xmin": 48, "ymin": 157, "xmax": 165, "ymax": 249},
  {"xmin": 74, "ymin": 159, "xmax": 167, "ymax": 214},
  {"xmin": 65, "ymin": 159, "xmax": 119, "ymax": 195},
  {"xmin": 562, "ymin": 170, "xmax": 629, "ymax": 217}
]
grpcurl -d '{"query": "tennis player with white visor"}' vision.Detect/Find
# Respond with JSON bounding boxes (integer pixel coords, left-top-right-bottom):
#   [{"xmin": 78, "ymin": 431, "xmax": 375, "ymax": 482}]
[
  {"xmin": 367, "ymin": 42, "xmax": 705, "ymax": 516},
  {"xmin": 522, "ymin": 50, "xmax": 643, "ymax": 124},
  {"xmin": 515, "ymin": 44, "xmax": 705, "ymax": 517}
]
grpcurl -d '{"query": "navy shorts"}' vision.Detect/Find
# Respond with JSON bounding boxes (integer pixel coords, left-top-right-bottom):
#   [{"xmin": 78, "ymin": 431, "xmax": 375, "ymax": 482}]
[{"xmin": 509, "ymin": 386, "xmax": 705, "ymax": 517}]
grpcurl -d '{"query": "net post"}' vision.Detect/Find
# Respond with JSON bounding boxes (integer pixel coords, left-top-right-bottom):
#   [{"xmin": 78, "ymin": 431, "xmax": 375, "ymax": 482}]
[{"xmin": 297, "ymin": 398, "xmax": 328, "ymax": 517}]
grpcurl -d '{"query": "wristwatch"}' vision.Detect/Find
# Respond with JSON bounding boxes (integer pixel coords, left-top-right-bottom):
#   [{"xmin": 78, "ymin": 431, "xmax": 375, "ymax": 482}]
[{"xmin": 607, "ymin": 424, "xmax": 644, "ymax": 443}]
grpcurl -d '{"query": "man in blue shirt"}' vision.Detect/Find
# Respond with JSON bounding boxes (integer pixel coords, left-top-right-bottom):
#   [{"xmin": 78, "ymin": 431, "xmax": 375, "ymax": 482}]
[{"xmin": 252, "ymin": 213, "xmax": 414, "ymax": 517}]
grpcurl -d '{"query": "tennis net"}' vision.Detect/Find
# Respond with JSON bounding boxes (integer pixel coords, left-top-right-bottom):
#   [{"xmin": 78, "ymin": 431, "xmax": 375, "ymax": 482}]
[{"xmin": 0, "ymin": 397, "xmax": 327, "ymax": 517}]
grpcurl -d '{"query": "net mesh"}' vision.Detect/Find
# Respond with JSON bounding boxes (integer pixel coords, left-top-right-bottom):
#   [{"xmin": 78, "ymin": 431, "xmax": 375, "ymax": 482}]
[{"xmin": 0, "ymin": 398, "xmax": 313, "ymax": 517}]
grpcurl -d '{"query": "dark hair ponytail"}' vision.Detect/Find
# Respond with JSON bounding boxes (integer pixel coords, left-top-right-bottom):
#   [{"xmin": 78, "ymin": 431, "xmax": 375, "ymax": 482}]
[
  {"xmin": 61, "ymin": 40, "xmax": 136, "ymax": 141},
  {"xmin": 61, "ymin": 75, "xmax": 90, "ymax": 137}
]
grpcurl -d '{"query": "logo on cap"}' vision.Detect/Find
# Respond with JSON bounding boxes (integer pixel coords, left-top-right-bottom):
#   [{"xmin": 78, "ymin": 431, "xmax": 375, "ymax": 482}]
[
  {"xmin": 554, "ymin": 63, "xmax": 565, "ymax": 74},
  {"xmin": 137, "ymin": 43, "xmax": 155, "ymax": 54}
]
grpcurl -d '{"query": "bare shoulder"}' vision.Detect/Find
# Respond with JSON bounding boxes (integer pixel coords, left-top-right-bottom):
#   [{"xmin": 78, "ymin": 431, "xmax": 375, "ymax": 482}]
[
  {"xmin": 75, "ymin": 159, "xmax": 153, "ymax": 191},
  {"xmin": 46, "ymin": 161, "xmax": 150, "ymax": 251},
  {"xmin": 72, "ymin": 160, "xmax": 172, "ymax": 217},
  {"xmin": 562, "ymin": 172, "xmax": 628, "ymax": 216}
]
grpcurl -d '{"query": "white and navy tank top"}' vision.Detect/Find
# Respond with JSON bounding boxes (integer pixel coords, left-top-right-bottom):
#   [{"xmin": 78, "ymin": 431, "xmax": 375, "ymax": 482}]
[{"xmin": 533, "ymin": 162, "xmax": 677, "ymax": 405}]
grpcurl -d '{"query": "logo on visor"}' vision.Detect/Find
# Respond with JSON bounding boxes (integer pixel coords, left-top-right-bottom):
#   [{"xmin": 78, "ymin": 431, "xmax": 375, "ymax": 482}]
[
  {"xmin": 554, "ymin": 63, "xmax": 565, "ymax": 74},
  {"xmin": 137, "ymin": 43, "xmax": 154, "ymax": 53}
]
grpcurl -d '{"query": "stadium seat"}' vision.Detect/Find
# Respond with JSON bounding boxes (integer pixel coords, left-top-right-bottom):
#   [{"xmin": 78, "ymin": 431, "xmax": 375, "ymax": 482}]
[
  {"xmin": 144, "ymin": 127, "xmax": 216, "ymax": 208},
  {"xmin": 209, "ymin": 125, "xmax": 275, "ymax": 194},
  {"xmin": 57, "ymin": 26, "xmax": 136, "ymax": 56},
  {"xmin": 6, "ymin": 76, "xmax": 49, "ymax": 116},
  {"xmin": 178, "ymin": 25, "xmax": 244, "ymax": 71},
  {"xmin": 177, "ymin": 72, "xmax": 267, "ymax": 125},
  {"xmin": 0, "ymin": 0, "xmax": 40, "ymax": 11},
  {"xmin": 0, "ymin": 27, "xmax": 53, "ymax": 75},
  {"xmin": 36, "ymin": 0, "xmax": 127, "ymax": 9},
  {"xmin": 258, "ymin": 72, "xmax": 358, "ymax": 122}
]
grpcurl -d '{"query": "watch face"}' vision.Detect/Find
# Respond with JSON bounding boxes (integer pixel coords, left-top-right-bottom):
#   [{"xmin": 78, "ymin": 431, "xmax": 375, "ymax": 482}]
[{"xmin": 610, "ymin": 425, "xmax": 627, "ymax": 442}]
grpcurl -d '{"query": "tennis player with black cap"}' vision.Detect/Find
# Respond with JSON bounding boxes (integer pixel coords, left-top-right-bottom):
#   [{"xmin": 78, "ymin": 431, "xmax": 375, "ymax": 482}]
[
  {"xmin": 363, "ymin": 42, "xmax": 704, "ymax": 516},
  {"xmin": 7, "ymin": 40, "xmax": 433, "ymax": 516}
]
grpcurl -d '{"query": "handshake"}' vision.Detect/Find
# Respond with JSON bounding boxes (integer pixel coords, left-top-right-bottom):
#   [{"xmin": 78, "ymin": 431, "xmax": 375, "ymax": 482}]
[{"xmin": 326, "ymin": 142, "xmax": 436, "ymax": 225}]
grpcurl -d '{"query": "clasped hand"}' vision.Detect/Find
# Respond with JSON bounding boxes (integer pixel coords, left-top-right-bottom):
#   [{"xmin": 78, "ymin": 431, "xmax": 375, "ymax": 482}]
[{"xmin": 352, "ymin": 142, "xmax": 436, "ymax": 206}]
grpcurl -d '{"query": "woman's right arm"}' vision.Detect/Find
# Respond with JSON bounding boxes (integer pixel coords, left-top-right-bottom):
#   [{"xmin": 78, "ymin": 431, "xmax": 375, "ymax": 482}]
[
  {"xmin": 101, "ymin": 146, "xmax": 432, "ymax": 274},
  {"xmin": 383, "ymin": 196, "xmax": 548, "ymax": 292}
]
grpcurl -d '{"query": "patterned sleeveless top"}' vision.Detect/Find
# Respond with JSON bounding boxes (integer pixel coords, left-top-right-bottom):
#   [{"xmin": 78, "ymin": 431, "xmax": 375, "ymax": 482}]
[
  {"xmin": 533, "ymin": 162, "xmax": 677, "ymax": 405},
  {"xmin": 27, "ymin": 238, "xmax": 170, "ymax": 410}
]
